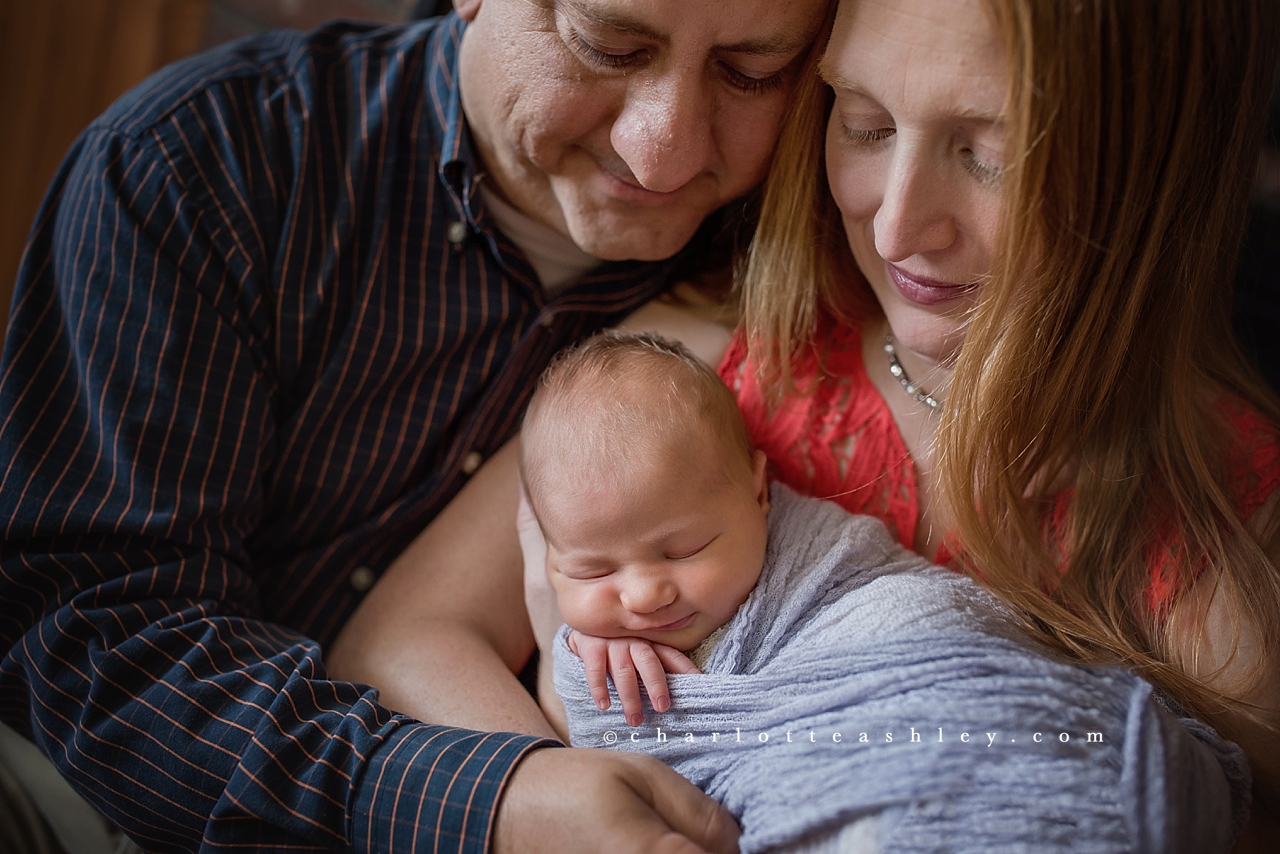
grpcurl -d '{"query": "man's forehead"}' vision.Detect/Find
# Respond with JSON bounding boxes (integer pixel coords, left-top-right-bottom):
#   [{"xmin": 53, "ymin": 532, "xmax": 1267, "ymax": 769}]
[{"xmin": 548, "ymin": 0, "xmax": 823, "ymax": 56}]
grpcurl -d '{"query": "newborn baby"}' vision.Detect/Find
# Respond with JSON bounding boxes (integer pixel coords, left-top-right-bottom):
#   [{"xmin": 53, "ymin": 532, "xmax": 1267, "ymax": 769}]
[{"xmin": 518, "ymin": 331, "xmax": 1249, "ymax": 854}]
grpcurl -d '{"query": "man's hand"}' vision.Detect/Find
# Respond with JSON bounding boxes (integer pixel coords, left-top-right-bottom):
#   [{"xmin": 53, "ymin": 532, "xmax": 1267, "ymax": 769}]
[
  {"xmin": 568, "ymin": 632, "xmax": 700, "ymax": 726},
  {"xmin": 493, "ymin": 748, "xmax": 739, "ymax": 854}
]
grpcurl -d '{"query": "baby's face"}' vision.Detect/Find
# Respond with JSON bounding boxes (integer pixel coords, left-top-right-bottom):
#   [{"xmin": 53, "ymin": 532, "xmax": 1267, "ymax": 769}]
[{"xmin": 540, "ymin": 446, "xmax": 770, "ymax": 652}]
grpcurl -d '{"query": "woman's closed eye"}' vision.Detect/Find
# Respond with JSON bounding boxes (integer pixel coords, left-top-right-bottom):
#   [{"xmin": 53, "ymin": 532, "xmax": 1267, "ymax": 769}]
[
  {"xmin": 837, "ymin": 122, "xmax": 1004, "ymax": 185},
  {"xmin": 959, "ymin": 145, "xmax": 1003, "ymax": 185}
]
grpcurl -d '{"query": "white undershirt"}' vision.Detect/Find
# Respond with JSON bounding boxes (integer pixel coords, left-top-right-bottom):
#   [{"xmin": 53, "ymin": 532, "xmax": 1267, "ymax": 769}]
[{"xmin": 479, "ymin": 185, "xmax": 602, "ymax": 296}]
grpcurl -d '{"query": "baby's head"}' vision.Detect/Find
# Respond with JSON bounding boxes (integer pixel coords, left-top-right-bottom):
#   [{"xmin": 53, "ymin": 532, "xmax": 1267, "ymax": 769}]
[{"xmin": 521, "ymin": 331, "xmax": 770, "ymax": 652}]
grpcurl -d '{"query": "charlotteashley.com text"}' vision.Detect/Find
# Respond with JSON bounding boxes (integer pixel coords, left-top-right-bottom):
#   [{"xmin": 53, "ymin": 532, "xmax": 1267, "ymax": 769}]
[{"xmin": 597, "ymin": 726, "xmax": 1107, "ymax": 747}]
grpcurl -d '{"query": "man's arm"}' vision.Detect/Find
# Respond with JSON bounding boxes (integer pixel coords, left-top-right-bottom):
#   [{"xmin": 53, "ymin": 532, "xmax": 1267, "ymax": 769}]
[{"xmin": 0, "ymin": 114, "xmax": 556, "ymax": 852}]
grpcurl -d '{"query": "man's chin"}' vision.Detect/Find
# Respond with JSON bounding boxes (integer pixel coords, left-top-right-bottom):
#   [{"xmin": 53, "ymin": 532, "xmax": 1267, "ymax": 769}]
[{"xmin": 564, "ymin": 218, "xmax": 703, "ymax": 263}]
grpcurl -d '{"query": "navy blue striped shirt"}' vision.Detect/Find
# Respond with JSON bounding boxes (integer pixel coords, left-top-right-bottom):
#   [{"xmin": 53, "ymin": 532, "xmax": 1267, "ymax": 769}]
[{"xmin": 0, "ymin": 14, "xmax": 709, "ymax": 852}]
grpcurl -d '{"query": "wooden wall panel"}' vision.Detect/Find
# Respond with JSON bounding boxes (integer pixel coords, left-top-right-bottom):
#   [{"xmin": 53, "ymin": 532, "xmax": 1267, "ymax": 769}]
[
  {"xmin": 215, "ymin": 0, "xmax": 413, "ymax": 32},
  {"xmin": 202, "ymin": 0, "xmax": 417, "ymax": 64},
  {"xmin": 0, "ymin": 0, "xmax": 209, "ymax": 340}
]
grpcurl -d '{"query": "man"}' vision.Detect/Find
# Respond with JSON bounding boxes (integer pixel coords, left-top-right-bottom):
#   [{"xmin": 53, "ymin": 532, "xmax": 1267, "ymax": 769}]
[{"xmin": 0, "ymin": 0, "xmax": 826, "ymax": 851}]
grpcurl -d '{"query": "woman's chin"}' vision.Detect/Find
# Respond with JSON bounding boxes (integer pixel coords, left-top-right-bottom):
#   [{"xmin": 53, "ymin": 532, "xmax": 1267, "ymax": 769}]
[{"xmin": 882, "ymin": 316, "xmax": 966, "ymax": 369}]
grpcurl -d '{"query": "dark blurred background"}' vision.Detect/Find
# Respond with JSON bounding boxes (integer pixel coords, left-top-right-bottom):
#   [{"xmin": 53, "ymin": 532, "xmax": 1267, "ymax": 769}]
[
  {"xmin": 1, "ymin": 2, "xmax": 1277, "ymax": 389},
  {"xmin": 1233, "ymin": 63, "xmax": 1280, "ymax": 391},
  {"xmin": 0, "ymin": 0, "xmax": 436, "ymax": 342}
]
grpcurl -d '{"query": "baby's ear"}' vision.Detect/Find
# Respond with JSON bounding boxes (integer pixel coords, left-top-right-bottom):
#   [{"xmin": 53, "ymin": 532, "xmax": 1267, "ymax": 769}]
[{"xmin": 752, "ymin": 449, "xmax": 770, "ymax": 513}]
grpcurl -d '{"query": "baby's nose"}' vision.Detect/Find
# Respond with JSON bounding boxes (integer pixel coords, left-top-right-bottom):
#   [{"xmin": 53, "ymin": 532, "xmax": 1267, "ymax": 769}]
[{"xmin": 620, "ymin": 575, "xmax": 677, "ymax": 614}]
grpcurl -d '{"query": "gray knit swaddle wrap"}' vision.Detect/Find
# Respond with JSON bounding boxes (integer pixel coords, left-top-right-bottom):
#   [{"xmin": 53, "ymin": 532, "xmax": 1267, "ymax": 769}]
[{"xmin": 553, "ymin": 485, "xmax": 1250, "ymax": 853}]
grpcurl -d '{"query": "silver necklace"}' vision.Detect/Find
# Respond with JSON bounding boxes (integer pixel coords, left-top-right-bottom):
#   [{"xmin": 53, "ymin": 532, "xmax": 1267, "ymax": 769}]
[{"xmin": 883, "ymin": 335, "xmax": 941, "ymax": 411}]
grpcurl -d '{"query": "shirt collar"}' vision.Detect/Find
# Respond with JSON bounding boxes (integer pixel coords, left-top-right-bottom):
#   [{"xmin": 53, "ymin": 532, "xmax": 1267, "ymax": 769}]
[{"xmin": 426, "ymin": 12, "xmax": 483, "ymax": 226}]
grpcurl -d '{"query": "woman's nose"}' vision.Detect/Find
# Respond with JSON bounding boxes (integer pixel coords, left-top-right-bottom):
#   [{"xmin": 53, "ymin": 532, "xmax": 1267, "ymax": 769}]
[{"xmin": 873, "ymin": 145, "xmax": 958, "ymax": 262}]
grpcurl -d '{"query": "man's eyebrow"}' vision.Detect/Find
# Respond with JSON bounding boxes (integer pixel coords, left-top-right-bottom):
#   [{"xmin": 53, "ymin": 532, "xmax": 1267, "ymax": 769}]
[
  {"xmin": 560, "ymin": 0, "xmax": 669, "ymax": 43},
  {"xmin": 720, "ymin": 30, "xmax": 816, "ymax": 58},
  {"xmin": 559, "ymin": 0, "xmax": 814, "ymax": 56}
]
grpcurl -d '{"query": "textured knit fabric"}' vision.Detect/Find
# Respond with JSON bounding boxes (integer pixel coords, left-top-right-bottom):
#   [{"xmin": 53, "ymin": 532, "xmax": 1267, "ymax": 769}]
[
  {"xmin": 0, "ymin": 14, "xmax": 704, "ymax": 853},
  {"xmin": 719, "ymin": 322, "xmax": 1280, "ymax": 609},
  {"xmin": 555, "ymin": 485, "xmax": 1250, "ymax": 854}
]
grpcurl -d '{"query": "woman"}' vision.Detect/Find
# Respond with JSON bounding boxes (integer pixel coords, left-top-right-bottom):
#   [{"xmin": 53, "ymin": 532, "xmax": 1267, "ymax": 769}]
[{"xmin": 724, "ymin": 0, "xmax": 1280, "ymax": 840}]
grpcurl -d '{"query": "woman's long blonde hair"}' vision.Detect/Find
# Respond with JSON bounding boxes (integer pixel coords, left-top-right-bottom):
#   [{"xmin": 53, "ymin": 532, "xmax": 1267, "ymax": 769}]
[{"xmin": 740, "ymin": 0, "xmax": 1280, "ymax": 730}]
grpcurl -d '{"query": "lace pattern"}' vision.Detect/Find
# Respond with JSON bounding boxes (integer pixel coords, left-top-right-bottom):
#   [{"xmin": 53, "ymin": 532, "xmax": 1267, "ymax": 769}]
[
  {"xmin": 719, "ymin": 326, "xmax": 919, "ymax": 553},
  {"xmin": 719, "ymin": 325, "xmax": 1280, "ymax": 611}
]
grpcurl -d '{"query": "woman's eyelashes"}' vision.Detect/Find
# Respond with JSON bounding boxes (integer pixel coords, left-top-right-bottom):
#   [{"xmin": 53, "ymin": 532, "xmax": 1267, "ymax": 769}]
[
  {"xmin": 837, "ymin": 120, "xmax": 1004, "ymax": 185},
  {"xmin": 563, "ymin": 27, "xmax": 786, "ymax": 95},
  {"xmin": 961, "ymin": 150, "xmax": 1003, "ymax": 185},
  {"xmin": 958, "ymin": 140, "xmax": 1004, "ymax": 185}
]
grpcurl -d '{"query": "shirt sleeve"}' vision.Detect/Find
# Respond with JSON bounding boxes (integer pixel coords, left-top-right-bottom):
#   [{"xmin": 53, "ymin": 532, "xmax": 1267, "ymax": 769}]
[{"xmin": 0, "ymin": 112, "xmax": 553, "ymax": 853}]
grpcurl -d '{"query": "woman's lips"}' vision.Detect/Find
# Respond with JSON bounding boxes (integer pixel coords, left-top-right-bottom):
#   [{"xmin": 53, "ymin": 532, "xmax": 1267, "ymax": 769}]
[{"xmin": 887, "ymin": 263, "xmax": 977, "ymax": 306}]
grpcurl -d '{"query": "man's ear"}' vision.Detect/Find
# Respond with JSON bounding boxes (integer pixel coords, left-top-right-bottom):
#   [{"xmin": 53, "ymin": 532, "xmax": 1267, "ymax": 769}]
[
  {"xmin": 454, "ymin": 0, "xmax": 482, "ymax": 21},
  {"xmin": 752, "ymin": 449, "xmax": 770, "ymax": 514}
]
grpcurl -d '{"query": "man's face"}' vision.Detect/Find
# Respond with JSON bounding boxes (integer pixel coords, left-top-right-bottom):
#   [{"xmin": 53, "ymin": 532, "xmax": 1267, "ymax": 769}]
[{"xmin": 455, "ymin": 0, "xmax": 826, "ymax": 261}]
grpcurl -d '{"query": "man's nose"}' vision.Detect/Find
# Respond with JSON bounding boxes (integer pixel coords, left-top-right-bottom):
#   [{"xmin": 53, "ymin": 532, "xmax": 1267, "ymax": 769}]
[
  {"xmin": 873, "ymin": 144, "xmax": 958, "ymax": 262},
  {"xmin": 610, "ymin": 72, "xmax": 714, "ymax": 194},
  {"xmin": 619, "ymin": 573, "xmax": 678, "ymax": 614}
]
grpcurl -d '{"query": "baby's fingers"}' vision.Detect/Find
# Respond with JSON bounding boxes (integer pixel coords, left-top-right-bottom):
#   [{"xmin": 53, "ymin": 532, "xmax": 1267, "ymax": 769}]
[
  {"xmin": 606, "ymin": 642, "xmax": 645, "ymax": 727},
  {"xmin": 652, "ymin": 644, "xmax": 701, "ymax": 676},
  {"xmin": 629, "ymin": 641, "xmax": 673, "ymax": 714},
  {"xmin": 571, "ymin": 632, "xmax": 613, "ymax": 711}
]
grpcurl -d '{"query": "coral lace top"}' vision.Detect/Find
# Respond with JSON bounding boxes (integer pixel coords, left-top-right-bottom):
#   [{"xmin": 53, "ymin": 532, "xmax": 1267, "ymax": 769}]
[{"xmin": 718, "ymin": 323, "xmax": 1280, "ymax": 611}]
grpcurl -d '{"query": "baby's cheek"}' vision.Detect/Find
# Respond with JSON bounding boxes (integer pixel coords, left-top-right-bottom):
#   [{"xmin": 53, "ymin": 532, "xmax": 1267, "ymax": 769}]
[
  {"xmin": 557, "ymin": 587, "xmax": 615, "ymax": 636},
  {"xmin": 700, "ymin": 571, "xmax": 758, "ymax": 625}
]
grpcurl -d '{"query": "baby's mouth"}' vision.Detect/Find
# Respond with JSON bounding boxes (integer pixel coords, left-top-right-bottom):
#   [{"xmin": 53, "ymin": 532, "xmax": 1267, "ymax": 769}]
[{"xmin": 636, "ymin": 613, "xmax": 695, "ymax": 632}]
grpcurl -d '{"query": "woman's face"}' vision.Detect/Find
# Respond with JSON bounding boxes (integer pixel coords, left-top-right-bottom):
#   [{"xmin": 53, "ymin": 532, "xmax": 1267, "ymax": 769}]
[{"xmin": 821, "ymin": 0, "xmax": 1008, "ymax": 366}]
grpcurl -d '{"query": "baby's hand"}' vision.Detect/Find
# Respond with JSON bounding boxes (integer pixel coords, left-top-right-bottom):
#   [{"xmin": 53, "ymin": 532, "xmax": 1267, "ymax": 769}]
[{"xmin": 567, "ymin": 631, "xmax": 700, "ymax": 727}]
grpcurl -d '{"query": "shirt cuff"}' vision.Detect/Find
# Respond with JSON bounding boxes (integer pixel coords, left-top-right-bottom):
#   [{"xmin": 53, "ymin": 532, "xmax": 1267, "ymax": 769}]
[{"xmin": 351, "ymin": 721, "xmax": 559, "ymax": 854}]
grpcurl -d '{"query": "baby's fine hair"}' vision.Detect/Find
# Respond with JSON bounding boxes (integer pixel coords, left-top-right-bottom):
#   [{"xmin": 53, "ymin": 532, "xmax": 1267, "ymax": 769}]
[{"xmin": 520, "ymin": 331, "xmax": 756, "ymax": 509}]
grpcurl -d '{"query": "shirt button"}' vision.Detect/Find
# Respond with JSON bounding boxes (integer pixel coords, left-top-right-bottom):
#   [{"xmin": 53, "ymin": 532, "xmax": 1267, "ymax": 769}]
[
  {"xmin": 447, "ymin": 221, "xmax": 468, "ymax": 244},
  {"xmin": 462, "ymin": 451, "xmax": 483, "ymax": 475},
  {"xmin": 349, "ymin": 565, "xmax": 376, "ymax": 593}
]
